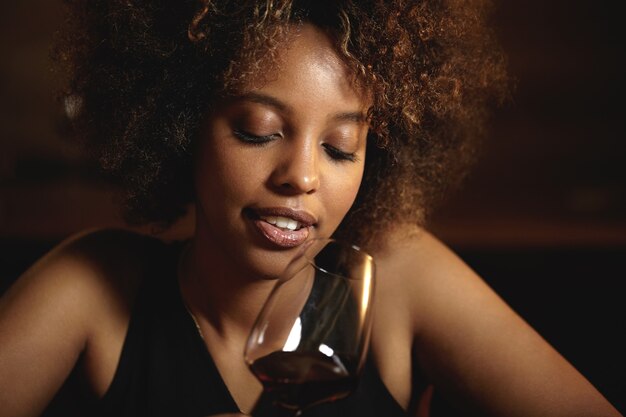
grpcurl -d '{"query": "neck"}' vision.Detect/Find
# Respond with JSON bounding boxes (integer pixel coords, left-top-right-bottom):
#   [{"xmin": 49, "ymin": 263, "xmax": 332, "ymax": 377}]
[{"xmin": 178, "ymin": 224, "xmax": 276, "ymax": 342}]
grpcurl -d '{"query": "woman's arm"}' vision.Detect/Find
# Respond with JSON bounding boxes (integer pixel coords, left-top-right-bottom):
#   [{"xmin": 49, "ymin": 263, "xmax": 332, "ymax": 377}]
[
  {"xmin": 0, "ymin": 229, "xmax": 145, "ymax": 417},
  {"xmin": 382, "ymin": 229, "xmax": 621, "ymax": 416},
  {"xmin": 0, "ymin": 238, "xmax": 94, "ymax": 416}
]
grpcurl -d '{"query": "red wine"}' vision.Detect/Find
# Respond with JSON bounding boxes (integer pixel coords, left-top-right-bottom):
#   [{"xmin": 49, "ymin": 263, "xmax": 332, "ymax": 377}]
[{"xmin": 250, "ymin": 350, "xmax": 358, "ymax": 410}]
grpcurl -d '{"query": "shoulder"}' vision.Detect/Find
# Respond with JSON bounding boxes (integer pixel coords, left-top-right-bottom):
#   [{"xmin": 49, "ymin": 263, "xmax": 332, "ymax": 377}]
[
  {"xmin": 367, "ymin": 226, "xmax": 475, "ymax": 409},
  {"xmin": 0, "ymin": 228, "xmax": 167, "ymax": 413},
  {"xmin": 371, "ymin": 226, "xmax": 480, "ymax": 331},
  {"xmin": 13, "ymin": 228, "xmax": 163, "ymax": 305},
  {"xmin": 371, "ymin": 225, "xmax": 467, "ymax": 273},
  {"xmin": 1, "ymin": 228, "xmax": 166, "ymax": 348},
  {"xmin": 371, "ymin": 228, "xmax": 623, "ymax": 415},
  {"xmin": 374, "ymin": 226, "xmax": 494, "ymax": 336},
  {"xmin": 29, "ymin": 228, "xmax": 170, "ymax": 343}
]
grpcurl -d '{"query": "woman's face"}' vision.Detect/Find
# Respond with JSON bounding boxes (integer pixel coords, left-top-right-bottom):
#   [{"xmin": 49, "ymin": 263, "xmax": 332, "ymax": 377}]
[{"xmin": 194, "ymin": 24, "xmax": 370, "ymax": 279}]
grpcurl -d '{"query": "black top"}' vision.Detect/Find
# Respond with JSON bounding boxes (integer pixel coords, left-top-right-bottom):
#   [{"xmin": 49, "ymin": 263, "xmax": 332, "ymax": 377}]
[{"xmin": 97, "ymin": 242, "xmax": 407, "ymax": 417}]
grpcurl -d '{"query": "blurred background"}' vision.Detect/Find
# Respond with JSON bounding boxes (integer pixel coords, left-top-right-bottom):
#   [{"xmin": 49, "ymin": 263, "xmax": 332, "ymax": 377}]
[{"xmin": 1, "ymin": 0, "xmax": 624, "ymax": 414}]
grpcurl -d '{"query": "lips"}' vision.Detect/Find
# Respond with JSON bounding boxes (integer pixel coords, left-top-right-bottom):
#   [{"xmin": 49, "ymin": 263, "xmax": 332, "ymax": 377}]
[{"xmin": 246, "ymin": 207, "xmax": 317, "ymax": 248}]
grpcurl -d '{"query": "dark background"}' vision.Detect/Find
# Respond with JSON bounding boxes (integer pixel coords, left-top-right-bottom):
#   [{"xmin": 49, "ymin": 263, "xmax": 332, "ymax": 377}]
[{"xmin": 1, "ymin": 0, "xmax": 624, "ymax": 414}]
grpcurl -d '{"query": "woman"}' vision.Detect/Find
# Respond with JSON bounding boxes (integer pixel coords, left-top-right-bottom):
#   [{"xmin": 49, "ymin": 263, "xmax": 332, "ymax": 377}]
[{"xmin": 0, "ymin": 1, "xmax": 621, "ymax": 416}]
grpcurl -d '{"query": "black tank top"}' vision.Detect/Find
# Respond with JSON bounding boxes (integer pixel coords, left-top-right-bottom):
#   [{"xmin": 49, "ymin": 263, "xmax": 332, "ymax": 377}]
[{"xmin": 97, "ymin": 242, "xmax": 407, "ymax": 417}]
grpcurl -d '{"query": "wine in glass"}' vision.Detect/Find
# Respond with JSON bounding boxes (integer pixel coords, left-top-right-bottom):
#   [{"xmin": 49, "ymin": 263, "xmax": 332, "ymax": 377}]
[{"xmin": 244, "ymin": 238, "xmax": 376, "ymax": 417}]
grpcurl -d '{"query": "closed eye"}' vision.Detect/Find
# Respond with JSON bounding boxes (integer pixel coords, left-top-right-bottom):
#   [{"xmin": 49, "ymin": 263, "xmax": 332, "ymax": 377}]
[
  {"xmin": 233, "ymin": 129, "xmax": 279, "ymax": 145},
  {"xmin": 322, "ymin": 143, "xmax": 358, "ymax": 162}
]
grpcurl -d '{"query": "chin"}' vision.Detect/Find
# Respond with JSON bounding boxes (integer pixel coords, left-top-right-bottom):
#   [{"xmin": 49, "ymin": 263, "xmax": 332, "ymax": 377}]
[{"xmin": 244, "ymin": 245, "xmax": 301, "ymax": 281}]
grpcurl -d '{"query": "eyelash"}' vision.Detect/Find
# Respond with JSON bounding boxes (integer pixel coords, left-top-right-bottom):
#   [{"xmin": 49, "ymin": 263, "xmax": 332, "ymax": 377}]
[
  {"xmin": 233, "ymin": 129, "xmax": 357, "ymax": 162},
  {"xmin": 322, "ymin": 144, "xmax": 358, "ymax": 162},
  {"xmin": 233, "ymin": 129, "xmax": 277, "ymax": 145}
]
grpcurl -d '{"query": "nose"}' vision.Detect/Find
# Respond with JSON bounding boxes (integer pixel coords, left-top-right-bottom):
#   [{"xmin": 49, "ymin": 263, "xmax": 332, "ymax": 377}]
[{"xmin": 270, "ymin": 139, "xmax": 320, "ymax": 194}]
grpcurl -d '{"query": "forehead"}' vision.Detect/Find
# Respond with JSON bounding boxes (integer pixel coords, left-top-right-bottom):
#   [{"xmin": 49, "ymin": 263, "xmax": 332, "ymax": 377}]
[{"xmin": 237, "ymin": 24, "xmax": 371, "ymax": 110}]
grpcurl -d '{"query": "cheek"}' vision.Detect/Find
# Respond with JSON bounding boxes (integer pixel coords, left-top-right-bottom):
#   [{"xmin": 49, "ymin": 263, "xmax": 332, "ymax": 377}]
[
  {"xmin": 195, "ymin": 126, "xmax": 258, "ymax": 196},
  {"xmin": 199, "ymin": 149, "xmax": 260, "ymax": 206},
  {"xmin": 325, "ymin": 166, "xmax": 364, "ymax": 222}
]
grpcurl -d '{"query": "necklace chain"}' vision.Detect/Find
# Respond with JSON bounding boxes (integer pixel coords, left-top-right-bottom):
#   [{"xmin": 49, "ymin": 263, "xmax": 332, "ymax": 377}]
[
  {"xmin": 178, "ymin": 242, "xmax": 206, "ymax": 341},
  {"xmin": 176, "ymin": 243, "xmax": 247, "ymax": 415},
  {"xmin": 184, "ymin": 302, "xmax": 206, "ymax": 341}
]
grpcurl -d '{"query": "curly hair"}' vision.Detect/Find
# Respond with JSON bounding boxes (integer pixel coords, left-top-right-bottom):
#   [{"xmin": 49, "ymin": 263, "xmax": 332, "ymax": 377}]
[{"xmin": 55, "ymin": 0, "xmax": 508, "ymax": 247}]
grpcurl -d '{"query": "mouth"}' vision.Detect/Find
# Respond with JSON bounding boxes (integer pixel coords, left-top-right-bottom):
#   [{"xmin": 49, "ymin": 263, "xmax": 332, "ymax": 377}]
[{"xmin": 245, "ymin": 207, "xmax": 317, "ymax": 248}]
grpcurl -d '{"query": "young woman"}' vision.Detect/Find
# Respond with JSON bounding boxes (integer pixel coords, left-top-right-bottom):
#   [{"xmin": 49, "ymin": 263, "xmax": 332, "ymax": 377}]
[{"xmin": 0, "ymin": 1, "xmax": 621, "ymax": 416}]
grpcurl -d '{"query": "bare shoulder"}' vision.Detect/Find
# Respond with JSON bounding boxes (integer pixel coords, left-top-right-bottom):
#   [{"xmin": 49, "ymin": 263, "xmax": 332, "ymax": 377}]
[
  {"xmin": 3, "ymin": 228, "xmax": 158, "ymax": 316},
  {"xmin": 366, "ymin": 226, "xmax": 472, "ymax": 410},
  {"xmin": 0, "ymin": 228, "xmax": 161, "ymax": 416},
  {"xmin": 370, "ymin": 226, "xmax": 481, "ymax": 332},
  {"xmin": 371, "ymin": 226, "xmax": 622, "ymax": 416},
  {"xmin": 372, "ymin": 225, "xmax": 470, "ymax": 275}
]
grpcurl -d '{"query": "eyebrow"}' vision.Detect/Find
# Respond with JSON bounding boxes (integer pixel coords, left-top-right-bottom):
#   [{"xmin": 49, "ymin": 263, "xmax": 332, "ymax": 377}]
[
  {"xmin": 238, "ymin": 92, "xmax": 288, "ymax": 112},
  {"xmin": 333, "ymin": 111, "xmax": 369, "ymax": 124},
  {"xmin": 237, "ymin": 92, "xmax": 369, "ymax": 124}
]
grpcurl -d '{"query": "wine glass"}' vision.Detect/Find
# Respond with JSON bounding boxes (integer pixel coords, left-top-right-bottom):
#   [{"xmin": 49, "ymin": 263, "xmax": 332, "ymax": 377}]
[{"xmin": 244, "ymin": 238, "xmax": 376, "ymax": 417}]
